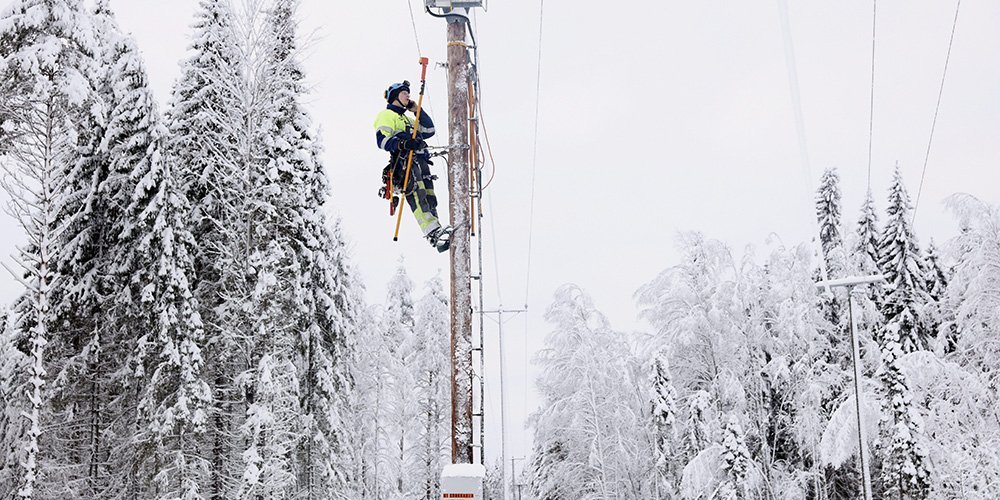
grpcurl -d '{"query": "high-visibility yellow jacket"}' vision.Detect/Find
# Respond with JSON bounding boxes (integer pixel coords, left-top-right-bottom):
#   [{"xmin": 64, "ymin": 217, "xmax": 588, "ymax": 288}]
[{"xmin": 374, "ymin": 104, "xmax": 435, "ymax": 154}]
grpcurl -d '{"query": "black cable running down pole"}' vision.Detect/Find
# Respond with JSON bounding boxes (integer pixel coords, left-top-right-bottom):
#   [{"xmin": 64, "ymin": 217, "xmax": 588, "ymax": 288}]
[{"xmin": 426, "ymin": 6, "xmax": 477, "ymax": 48}]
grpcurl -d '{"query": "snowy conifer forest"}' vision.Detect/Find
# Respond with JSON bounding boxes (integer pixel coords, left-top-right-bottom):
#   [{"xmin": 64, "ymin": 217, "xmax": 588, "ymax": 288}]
[
  {"xmin": 526, "ymin": 168, "xmax": 1000, "ymax": 499},
  {"xmin": 1, "ymin": 1, "xmax": 999, "ymax": 500},
  {"xmin": 0, "ymin": 0, "xmax": 453, "ymax": 498}
]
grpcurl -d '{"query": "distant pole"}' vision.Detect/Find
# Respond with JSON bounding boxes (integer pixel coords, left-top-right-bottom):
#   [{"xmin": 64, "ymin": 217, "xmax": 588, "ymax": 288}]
[
  {"xmin": 447, "ymin": 15, "xmax": 474, "ymax": 465},
  {"xmin": 498, "ymin": 310, "xmax": 509, "ymax": 500},
  {"xmin": 815, "ymin": 274, "xmax": 882, "ymax": 500},
  {"xmin": 483, "ymin": 308, "xmax": 527, "ymax": 500},
  {"xmin": 511, "ymin": 456, "xmax": 525, "ymax": 500}
]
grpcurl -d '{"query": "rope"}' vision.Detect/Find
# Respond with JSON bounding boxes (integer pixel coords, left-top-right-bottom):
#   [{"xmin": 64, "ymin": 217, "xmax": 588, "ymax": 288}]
[
  {"xmin": 913, "ymin": 0, "xmax": 961, "ymax": 225},
  {"xmin": 478, "ymin": 109, "xmax": 498, "ymax": 190},
  {"xmin": 524, "ymin": 0, "xmax": 544, "ymax": 307},
  {"xmin": 405, "ymin": 0, "xmax": 422, "ymax": 57},
  {"xmin": 867, "ymin": 0, "xmax": 877, "ymax": 192},
  {"xmin": 403, "ymin": 0, "xmax": 444, "ymax": 149}
]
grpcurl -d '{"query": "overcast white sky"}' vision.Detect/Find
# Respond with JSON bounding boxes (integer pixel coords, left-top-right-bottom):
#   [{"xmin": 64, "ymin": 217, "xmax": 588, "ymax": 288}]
[{"xmin": 2, "ymin": 0, "xmax": 999, "ymax": 474}]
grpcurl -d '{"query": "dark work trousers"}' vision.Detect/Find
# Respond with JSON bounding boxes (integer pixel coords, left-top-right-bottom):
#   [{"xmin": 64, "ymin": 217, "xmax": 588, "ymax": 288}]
[{"xmin": 391, "ymin": 153, "xmax": 440, "ymax": 236}]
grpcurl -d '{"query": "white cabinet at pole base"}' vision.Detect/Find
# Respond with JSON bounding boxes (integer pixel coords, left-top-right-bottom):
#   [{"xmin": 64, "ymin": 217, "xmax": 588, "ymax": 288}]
[{"xmin": 441, "ymin": 464, "xmax": 485, "ymax": 500}]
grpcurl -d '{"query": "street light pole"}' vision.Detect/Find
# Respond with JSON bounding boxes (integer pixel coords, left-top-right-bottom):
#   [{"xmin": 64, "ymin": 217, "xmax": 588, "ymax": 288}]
[{"xmin": 815, "ymin": 274, "xmax": 882, "ymax": 500}]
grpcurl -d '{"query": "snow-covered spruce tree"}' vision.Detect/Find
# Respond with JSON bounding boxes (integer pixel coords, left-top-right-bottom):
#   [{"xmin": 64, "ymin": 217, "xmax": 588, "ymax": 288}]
[
  {"xmin": 649, "ymin": 350, "xmax": 679, "ymax": 493},
  {"xmin": 0, "ymin": 308, "xmax": 29, "ymax": 497},
  {"xmin": 91, "ymin": 3, "xmax": 213, "ymax": 496},
  {"xmin": 222, "ymin": 4, "xmax": 315, "ymax": 494},
  {"xmin": 922, "ymin": 240, "xmax": 955, "ymax": 352},
  {"xmin": 875, "ymin": 172, "xmax": 932, "ymax": 496},
  {"xmin": 43, "ymin": 8, "xmax": 117, "ymax": 496},
  {"xmin": 526, "ymin": 439, "xmax": 569, "ymax": 500},
  {"xmin": 482, "ymin": 463, "xmax": 503, "ymax": 500},
  {"xmin": 412, "ymin": 275, "xmax": 450, "ymax": 500},
  {"xmin": 815, "ymin": 168, "xmax": 848, "ymax": 344},
  {"xmin": 849, "ymin": 189, "xmax": 886, "ymax": 349},
  {"xmin": 816, "ymin": 167, "xmax": 845, "ymax": 276},
  {"xmin": 529, "ymin": 284, "xmax": 651, "ymax": 499},
  {"xmin": 855, "ymin": 190, "xmax": 881, "ymax": 276},
  {"xmin": 875, "ymin": 325, "xmax": 931, "ymax": 499},
  {"xmin": 289, "ymin": 219, "xmax": 360, "ymax": 499},
  {"xmin": 685, "ymin": 391, "xmax": 713, "ymax": 458},
  {"xmin": 314, "ymin": 222, "xmax": 367, "ymax": 498},
  {"xmin": 0, "ymin": 0, "xmax": 104, "ymax": 495},
  {"xmin": 877, "ymin": 166, "xmax": 931, "ymax": 352},
  {"xmin": 170, "ymin": 1, "xmax": 361, "ymax": 494},
  {"xmin": 167, "ymin": 1, "xmax": 249, "ymax": 495},
  {"xmin": 718, "ymin": 415, "xmax": 752, "ymax": 500},
  {"xmin": 261, "ymin": 1, "xmax": 360, "ymax": 495}
]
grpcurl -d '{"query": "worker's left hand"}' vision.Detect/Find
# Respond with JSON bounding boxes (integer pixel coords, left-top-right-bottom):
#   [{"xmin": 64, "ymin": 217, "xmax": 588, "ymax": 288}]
[
  {"xmin": 399, "ymin": 137, "xmax": 426, "ymax": 151},
  {"xmin": 406, "ymin": 100, "xmax": 417, "ymax": 111}
]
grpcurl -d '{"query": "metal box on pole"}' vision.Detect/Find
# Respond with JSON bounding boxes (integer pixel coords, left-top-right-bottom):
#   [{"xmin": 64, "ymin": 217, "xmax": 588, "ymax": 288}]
[{"xmin": 425, "ymin": 0, "xmax": 485, "ymax": 9}]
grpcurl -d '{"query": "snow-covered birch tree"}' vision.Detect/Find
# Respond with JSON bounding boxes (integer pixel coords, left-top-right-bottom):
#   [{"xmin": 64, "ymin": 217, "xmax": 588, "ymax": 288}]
[{"xmin": 530, "ymin": 284, "xmax": 652, "ymax": 499}]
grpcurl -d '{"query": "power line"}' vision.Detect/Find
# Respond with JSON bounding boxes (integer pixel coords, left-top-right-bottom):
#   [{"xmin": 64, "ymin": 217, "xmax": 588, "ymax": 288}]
[
  {"xmin": 867, "ymin": 0, "xmax": 877, "ymax": 192},
  {"xmin": 524, "ymin": 0, "xmax": 544, "ymax": 307},
  {"xmin": 913, "ymin": 0, "xmax": 961, "ymax": 225},
  {"xmin": 515, "ymin": 1, "xmax": 546, "ymax": 482}
]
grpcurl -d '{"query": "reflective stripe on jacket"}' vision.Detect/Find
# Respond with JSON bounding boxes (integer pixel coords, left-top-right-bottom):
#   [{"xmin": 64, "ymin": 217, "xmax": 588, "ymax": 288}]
[{"xmin": 374, "ymin": 104, "xmax": 435, "ymax": 152}]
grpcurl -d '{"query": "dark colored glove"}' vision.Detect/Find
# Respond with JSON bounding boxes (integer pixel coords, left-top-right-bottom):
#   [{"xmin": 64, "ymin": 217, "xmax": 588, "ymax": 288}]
[
  {"xmin": 406, "ymin": 100, "xmax": 417, "ymax": 110},
  {"xmin": 399, "ymin": 137, "xmax": 426, "ymax": 151}
]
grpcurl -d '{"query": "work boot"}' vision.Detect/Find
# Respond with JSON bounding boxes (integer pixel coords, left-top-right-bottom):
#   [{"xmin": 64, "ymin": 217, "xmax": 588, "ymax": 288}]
[{"xmin": 427, "ymin": 226, "xmax": 453, "ymax": 253}]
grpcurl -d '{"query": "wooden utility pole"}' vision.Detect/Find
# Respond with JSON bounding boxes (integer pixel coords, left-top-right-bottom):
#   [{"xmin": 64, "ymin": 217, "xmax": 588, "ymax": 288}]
[{"xmin": 447, "ymin": 16, "xmax": 474, "ymax": 465}]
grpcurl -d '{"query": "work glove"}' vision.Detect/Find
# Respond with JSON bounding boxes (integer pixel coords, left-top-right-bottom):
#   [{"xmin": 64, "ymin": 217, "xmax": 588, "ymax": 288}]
[
  {"xmin": 399, "ymin": 137, "xmax": 426, "ymax": 151},
  {"xmin": 406, "ymin": 100, "xmax": 417, "ymax": 111}
]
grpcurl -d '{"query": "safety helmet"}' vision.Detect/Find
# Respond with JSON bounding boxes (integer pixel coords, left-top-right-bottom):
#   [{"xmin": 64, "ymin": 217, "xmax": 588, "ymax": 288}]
[{"xmin": 385, "ymin": 81, "xmax": 411, "ymax": 103}]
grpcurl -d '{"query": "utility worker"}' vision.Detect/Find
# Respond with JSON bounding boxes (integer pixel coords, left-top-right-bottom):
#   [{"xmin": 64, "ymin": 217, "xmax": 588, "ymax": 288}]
[{"xmin": 375, "ymin": 80, "xmax": 452, "ymax": 252}]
